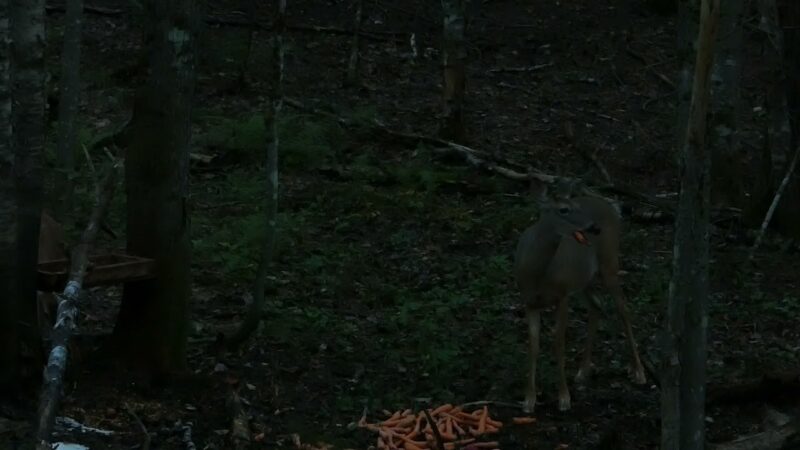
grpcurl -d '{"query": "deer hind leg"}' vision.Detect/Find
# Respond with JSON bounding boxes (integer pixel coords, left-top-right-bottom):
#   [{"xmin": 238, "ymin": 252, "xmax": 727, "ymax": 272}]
[
  {"xmin": 523, "ymin": 305, "xmax": 541, "ymax": 413},
  {"xmin": 554, "ymin": 295, "xmax": 571, "ymax": 411},
  {"xmin": 575, "ymin": 291, "xmax": 600, "ymax": 384},
  {"xmin": 602, "ymin": 270, "xmax": 646, "ymax": 384}
]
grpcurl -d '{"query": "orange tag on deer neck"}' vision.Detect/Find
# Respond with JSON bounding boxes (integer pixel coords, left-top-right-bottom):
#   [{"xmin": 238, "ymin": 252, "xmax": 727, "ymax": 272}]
[{"xmin": 572, "ymin": 230, "xmax": 590, "ymax": 245}]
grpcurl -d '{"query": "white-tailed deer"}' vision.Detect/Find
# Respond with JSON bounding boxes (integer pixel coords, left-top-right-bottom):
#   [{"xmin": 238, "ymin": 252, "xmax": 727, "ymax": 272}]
[
  {"xmin": 514, "ymin": 177, "xmax": 646, "ymax": 413},
  {"xmin": 38, "ymin": 211, "xmax": 68, "ymax": 335}
]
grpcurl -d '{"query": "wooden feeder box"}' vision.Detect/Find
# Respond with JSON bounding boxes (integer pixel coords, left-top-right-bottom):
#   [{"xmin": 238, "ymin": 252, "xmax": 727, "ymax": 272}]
[{"xmin": 37, "ymin": 253, "xmax": 156, "ymax": 292}]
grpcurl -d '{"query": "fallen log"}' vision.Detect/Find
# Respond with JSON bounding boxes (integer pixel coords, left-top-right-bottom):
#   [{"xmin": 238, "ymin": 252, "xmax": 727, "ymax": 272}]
[
  {"xmin": 35, "ymin": 158, "xmax": 123, "ymax": 450},
  {"xmin": 708, "ymin": 371, "xmax": 800, "ymax": 406}
]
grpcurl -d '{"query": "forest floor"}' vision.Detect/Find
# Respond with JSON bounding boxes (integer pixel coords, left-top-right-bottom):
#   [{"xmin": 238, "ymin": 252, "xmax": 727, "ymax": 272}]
[{"xmin": 2, "ymin": 0, "xmax": 800, "ymax": 449}]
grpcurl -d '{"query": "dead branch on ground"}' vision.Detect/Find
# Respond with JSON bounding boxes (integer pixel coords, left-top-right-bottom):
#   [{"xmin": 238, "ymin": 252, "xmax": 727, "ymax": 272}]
[
  {"xmin": 708, "ymin": 371, "xmax": 800, "ymax": 405},
  {"xmin": 125, "ymin": 404, "xmax": 151, "ymax": 450},
  {"xmin": 284, "ymin": 96, "xmax": 686, "ymax": 217},
  {"xmin": 710, "ymin": 422, "xmax": 798, "ymax": 450},
  {"xmin": 35, "ymin": 158, "xmax": 123, "ymax": 450},
  {"xmin": 563, "ymin": 120, "xmax": 612, "ymax": 185},
  {"xmin": 204, "ymin": 14, "xmax": 405, "ymax": 43},
  {"xmin": 45, "ymin": 3, "xmax": 122, "ymax": 16}
]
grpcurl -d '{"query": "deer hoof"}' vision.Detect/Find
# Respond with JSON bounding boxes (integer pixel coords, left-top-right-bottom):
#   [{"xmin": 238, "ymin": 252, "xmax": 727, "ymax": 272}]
[
  {"xmin": 558, "ymin": 391, "xmax": 571, "ymax": 412},
  {"xmin": 631, "ymin": 365, "xmax": 647, "ymax": 384},
  {"xmin": 523, "ymin": 394, "xmax": 537, "ymax": 414}
]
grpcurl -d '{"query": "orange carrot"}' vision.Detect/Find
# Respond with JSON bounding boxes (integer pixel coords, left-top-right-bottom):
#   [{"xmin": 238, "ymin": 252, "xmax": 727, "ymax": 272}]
[
  {"xmin": 455, "ymin": 412, "xmax": 481, "ymax": 425},
  {"xmin": 431, "ymin": 403, "xmax": 454, "ymax": 415},
  {"xmin": 475, "ymin": 406, "xmax": 488, "ymax": 434},
  {"xmin": 406, "ymin": 415, "xmax": 423, "ymax": 439},
  {"xmin": 442, "ymin": 438, "xmax": 478, "ymax": 450},
  {"xmin": 485, "ymin": 417, "xmax": 503, "ymax": 429},
  {"xmin": 451, "ymin": 418, "xmax": 467, "ymax": 436},
  {"xmin": 362, "ymin": 423, "xmax": 382, "ymax": 433},
  {"xmin": 511, "ymin": 416, "xmax": 537, "ymax": 425},
  {"xmin": 470, "ymin": 442, "xmax": 500, "ymax": 448}
]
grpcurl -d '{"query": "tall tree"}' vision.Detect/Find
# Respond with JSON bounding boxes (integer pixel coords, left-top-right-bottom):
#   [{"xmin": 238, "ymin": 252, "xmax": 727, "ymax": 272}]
[
  {"xmin": 0, "ymin": 0, "xmax": 20, "ymax": 388},
  {"xmin": 675, "ymin": 0, "xmax": 700, "ymax": 154},
  {"xmin": 661, "ymin": 1, "xmax": 719, "ymax": 449},
  {"xmin": 0, "ymin": 0, "xmax": 48, "ymax": 388},
  {"xmin": 112, "ymin": 0, "xmax": 199, "ymax": 375},
  {"xmin": 439, "ymin": 0, "xmax": 466, "ymax": 142},
  {"xmin": 772, "ymin": 0, "xmax": 800, "ymax": 238},
  {"xmin": 709, "ymin": 0, "xmax": 745, "ymax": 206},
  {"xmin": 54, "ymin": 0, "xmax": 84, "ymax": 220},
  {"xmin": 226, "ymin": 0, "xmax": 285, "ymax": 348}
]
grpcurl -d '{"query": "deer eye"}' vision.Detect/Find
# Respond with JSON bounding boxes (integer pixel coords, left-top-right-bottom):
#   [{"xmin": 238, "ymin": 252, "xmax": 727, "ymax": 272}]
[{"xmin": 558, "ymin": 207, "xmax": 570, "ymax": 214}]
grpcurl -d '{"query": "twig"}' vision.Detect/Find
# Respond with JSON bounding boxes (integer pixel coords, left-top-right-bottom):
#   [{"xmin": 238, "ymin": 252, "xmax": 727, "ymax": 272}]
[
  {"xmin": 283, "ymin": 96, "xmax": 541, "ymax": 181},
  {"xmin": 345, "ymin": 0, "xmax": 363, "ymax": 86},
  {"xmin": 125, "ymin": 404, "xmax": 151, "ymax": 450},
  {"xmin": 176, "ymin": 421, "xmax": 197, "ymax": 450},
  {"xmin": 45, "ymin": 3, "xmax": 122, "ymax": 16},
  {"xmin": 748, "ymin": 144, "xmax": 800, "ymax": 261},
  {"xmin": 81, "ymin": 144, "xmax": 95, "ymax": 176},
  {"xmin": 489, "ymin": 63, "xmax": 554, "ymax": 73},
  {"xmin": 422, "ymin": 409, "xmax": 445, "ymax": 450},
  {"xmin": 626, "ymin": 46, "xmax": 676, "ymax": 89},
  {"xmin": 35, "ymin": 158, "xmax": 124, "ymax": 450},
  {"xmin": 563, "ymin": 121, "xmax": 612, "ymax": 185},
  {"xmin": 204, "ymin": 14, "xmax": 404, "ymax": 43},
  {"xmin": 458, "ymin": 400, "xmax": 523, "ymax": 409},
  {"xmin": 227, "ymin": 388, "xmax": 250, "ymax": 449}
]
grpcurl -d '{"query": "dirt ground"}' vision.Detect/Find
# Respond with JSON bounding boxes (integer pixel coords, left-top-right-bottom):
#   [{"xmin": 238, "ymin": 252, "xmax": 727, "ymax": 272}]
[{"xmin": 2, "ymin": 1, "xmax": 799, "ymax": 449}]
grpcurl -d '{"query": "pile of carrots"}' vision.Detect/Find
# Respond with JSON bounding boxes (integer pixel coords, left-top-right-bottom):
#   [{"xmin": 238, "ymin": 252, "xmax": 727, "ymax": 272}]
[{"xmin": 357, "ymin": 403, "xmax": 535, "ymax": 450}]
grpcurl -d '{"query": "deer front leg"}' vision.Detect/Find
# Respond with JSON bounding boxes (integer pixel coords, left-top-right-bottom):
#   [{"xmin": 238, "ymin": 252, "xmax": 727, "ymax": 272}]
[
  {"xmin": 575, "ymin": 293, "xmax": 599, "ymax": 384},
  {"xmin": 524, "ymin": 306, "xmax": 541, "ymax": 413},
  {"xmin": 554, "ymin": 297, "xmax": 571, "ymax": 411}
]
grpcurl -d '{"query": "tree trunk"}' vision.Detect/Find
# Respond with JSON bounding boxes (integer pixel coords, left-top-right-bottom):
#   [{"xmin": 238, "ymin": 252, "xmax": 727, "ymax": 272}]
[
  {"xmin": 112, "ymin": 0, "xmax": 198, "ymax": 376},
  {"xmin": 53, "ymin": 0, "xmax": 83, "ymax": 220},
  {"xmin": 4, "ymin": 0, "xmax": 47, "ymax": 388},
  {"xmin": 744, "ymin": 0, "xmax": 791, "ymax": 229},
  {"xmin": 225, "ymin": 0, "xmax": 284, "ymax": 348},
  {"xmin": 439, "ymin": 0, "xmax": 466, "ymax": 143},
  {"xmin": 0, "ymin": 0, "xmax": 20, "ymax": 389},
  {"xmin": 771, "ymin": 0, "xmax": 800, "ymax": 240},
  {"xmin": 662, "ymin": 1, "xmax": 719, "ymax": 449},
  {"xmin": 709, "ymin": 0, "xmax": 744, "ymax": 206},
  {"xmin": 675, "ymin": 0, "xmax": 700, "ymax": 158}
]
